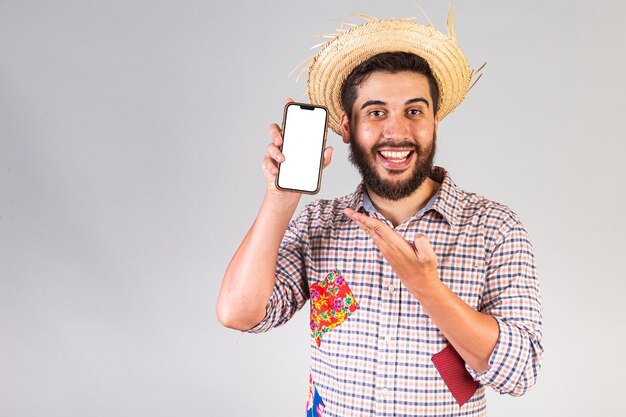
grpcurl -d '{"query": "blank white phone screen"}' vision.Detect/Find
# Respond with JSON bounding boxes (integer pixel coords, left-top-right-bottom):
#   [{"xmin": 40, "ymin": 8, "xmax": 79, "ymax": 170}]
[{"xmin": 278, "ymin": 105, "xmax": 327, "ymax": 192}]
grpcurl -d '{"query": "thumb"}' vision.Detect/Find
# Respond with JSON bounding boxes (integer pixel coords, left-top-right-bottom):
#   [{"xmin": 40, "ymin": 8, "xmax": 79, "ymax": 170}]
[{"xmin": 412, "ymin": 233, "xmax": 437, "ymax": 261}]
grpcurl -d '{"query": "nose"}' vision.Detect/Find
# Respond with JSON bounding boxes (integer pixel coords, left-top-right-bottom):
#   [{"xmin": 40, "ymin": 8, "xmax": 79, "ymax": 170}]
[{"xmin": 382, "ymin": 112, "xmax": 410, "ymax": 141}]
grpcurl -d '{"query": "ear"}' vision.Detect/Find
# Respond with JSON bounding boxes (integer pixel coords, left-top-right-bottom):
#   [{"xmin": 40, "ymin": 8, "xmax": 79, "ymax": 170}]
[
  {"xmin": 434, "ymin": 112, "xmax": 439, "ymax": 132},
  {"xmin": 340, "ymin": 112, "xmax": 351, "ymax": 144}
]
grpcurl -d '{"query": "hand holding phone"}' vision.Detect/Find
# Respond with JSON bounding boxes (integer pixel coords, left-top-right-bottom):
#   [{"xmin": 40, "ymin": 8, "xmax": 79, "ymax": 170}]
[{"xmin": 263, "ymin": 99, "xmax": 333, "ymax": 196}]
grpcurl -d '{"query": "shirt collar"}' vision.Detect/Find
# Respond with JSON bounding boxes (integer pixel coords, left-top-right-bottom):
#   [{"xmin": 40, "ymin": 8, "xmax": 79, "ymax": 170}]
[
  {"xmin": 344, "ymin": 183, "xmax": 367, "ymax": 214},
  {"xmin": 342, "ymin": 166, "xmax": 464, "ymax": 226},
  {"xmin": 428, "ymin": 166, "xmax": 462, "ymax": 227},
  {"xmin": 362, "ymin": 189, "xmax": 377, "ymax": 213}
]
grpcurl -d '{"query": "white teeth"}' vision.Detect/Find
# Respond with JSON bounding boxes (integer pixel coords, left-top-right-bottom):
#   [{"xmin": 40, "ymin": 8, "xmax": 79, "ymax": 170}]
[{"xmin": 379, "ymin": 150, "xmax": 411, "ymax": 160}]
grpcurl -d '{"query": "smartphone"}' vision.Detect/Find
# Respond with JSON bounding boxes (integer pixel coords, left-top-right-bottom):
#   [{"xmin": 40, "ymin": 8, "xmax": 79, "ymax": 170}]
[{"xmin": 275, "ymin": 102, "xmax": 328, "ymax": 194}]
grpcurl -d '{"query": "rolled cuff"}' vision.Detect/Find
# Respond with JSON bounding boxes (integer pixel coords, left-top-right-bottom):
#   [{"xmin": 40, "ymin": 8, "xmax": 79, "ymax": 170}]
[
  {"xmin": 242, "ymin": 295, "xmax": 276, "ymax": 334},
  {"xmin": 464, "ymin": 317, "xmax": 541, "ymax": 397}
]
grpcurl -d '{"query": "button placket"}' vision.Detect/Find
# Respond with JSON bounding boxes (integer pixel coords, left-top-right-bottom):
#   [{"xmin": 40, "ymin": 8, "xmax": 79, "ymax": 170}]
[
  {"xmin": 382, "ymin": 265, "xmax": 398, "ymax": 407},
  {"xmin": 374, "ymin": 260, "xmax": 390, "ymax": 411},
  {"xmin": 375, "ymin": 264, "xmax": 395, "ymax": 411}
]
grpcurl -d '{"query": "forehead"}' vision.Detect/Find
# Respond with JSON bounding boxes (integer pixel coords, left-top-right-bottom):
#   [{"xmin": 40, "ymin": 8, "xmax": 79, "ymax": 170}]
[{"xmin": 355, "ymin": 71, "xmax": 432, "ymax": 104}]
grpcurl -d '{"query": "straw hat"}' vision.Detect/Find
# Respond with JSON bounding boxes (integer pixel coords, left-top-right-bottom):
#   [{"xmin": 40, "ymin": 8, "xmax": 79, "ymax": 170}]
[{"xmin": 299, "ymin": 11, "xmax": 484, "ymax": 135}]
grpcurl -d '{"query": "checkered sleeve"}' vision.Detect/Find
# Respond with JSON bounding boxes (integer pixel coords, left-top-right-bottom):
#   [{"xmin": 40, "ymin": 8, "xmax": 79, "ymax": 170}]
[
  {"xmin": 244, "ymin": 207, "xmax": 311, "ymax": 333},
  {"xmin": 465, "ymin": 217, "xmax": 544, "ymax": 397}
]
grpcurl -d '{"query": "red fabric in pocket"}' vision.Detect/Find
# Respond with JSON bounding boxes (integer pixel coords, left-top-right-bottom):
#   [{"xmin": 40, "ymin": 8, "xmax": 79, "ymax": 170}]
[
  {"xmin": 310, "ymin": 270, "xmax": 358, "ymax": 347},
  {"xmin": 431, "ymin": 344, "xmax": 479, "ymax": 407}
]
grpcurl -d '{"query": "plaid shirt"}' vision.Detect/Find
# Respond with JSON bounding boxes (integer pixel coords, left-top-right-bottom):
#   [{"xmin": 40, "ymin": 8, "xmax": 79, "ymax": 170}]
[{"xmin": 248, "ymin": 167, "xmax": 543, "ymax": 416}]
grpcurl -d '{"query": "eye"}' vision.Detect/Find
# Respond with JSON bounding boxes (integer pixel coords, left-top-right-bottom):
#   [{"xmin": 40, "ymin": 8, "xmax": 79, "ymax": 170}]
[
  {"xmin": 407, "ymin": 108, "xmax": 422, "ymax": 116},
  {"xmin": 369, "ymin": 110, "xmax": 385, "ymax": 117}
]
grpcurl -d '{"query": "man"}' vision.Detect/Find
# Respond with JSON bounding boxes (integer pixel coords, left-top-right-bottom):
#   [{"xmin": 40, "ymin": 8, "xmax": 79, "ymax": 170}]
[{"xmin": 217, "ymin": 14, "xmax": 543, "ymax": 417}]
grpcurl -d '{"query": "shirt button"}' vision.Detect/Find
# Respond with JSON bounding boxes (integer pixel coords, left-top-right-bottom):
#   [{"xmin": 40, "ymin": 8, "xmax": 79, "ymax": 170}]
[
  {"xmin": 387, "ymin": 284, "xmax": 395, "ymax": 293},
  {"xmin": 382, "ymin": 387, "xmax": 389, "ymax": 397},
  {"xmin": 385, "ymin": 335, "xmax": 392, "ymax": 344}
]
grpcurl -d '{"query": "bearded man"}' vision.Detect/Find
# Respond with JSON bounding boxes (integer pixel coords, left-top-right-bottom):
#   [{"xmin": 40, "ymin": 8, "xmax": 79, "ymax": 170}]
[{"xmin": 217, "ymin": 15, "xmax": 543, "ymax": 417}]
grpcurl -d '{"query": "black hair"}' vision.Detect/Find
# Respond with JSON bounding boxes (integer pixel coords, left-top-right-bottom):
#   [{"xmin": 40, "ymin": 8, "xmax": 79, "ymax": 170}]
[{"xmin": 340, "ymin": 52, "xmax": 440, "ymax": 120}]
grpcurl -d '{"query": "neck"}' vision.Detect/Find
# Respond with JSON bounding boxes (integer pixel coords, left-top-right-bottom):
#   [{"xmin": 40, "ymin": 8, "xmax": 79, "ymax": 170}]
[{"xmin": 366, "ymin": 177, "xmax": 440, "ymax": 228}]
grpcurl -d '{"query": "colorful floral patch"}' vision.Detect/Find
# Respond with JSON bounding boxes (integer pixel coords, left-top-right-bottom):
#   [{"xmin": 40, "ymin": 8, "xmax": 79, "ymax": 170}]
[
  {"xmin": 310, "ymin": 270, "xmax": 358, "ymax": 347},
  {"xmin": 306, "ymin": 374, "xmax": 325, "ymax": 417}
]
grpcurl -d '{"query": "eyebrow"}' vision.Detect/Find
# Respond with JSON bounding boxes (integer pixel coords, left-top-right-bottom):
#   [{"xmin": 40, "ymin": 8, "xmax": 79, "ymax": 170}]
[{"xmin": 360, "ymin": 97, "xmax": 430, "ymax": 110}]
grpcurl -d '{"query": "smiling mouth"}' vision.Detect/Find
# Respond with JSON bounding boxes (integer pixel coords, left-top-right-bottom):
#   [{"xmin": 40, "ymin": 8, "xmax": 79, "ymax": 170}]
[
  {"xmin": 377, "ymin": 150, "xmax": 414, "ymax": 163},
  {"xmin": 374, "ymin": 148, "xmax": 416, "ymax": 171}
]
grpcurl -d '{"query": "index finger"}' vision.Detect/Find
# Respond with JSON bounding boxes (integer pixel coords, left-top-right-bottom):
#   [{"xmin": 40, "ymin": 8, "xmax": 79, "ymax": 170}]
[{"xmin": 343, "ymin": 208, "xmax": 389, "ymax": 236}]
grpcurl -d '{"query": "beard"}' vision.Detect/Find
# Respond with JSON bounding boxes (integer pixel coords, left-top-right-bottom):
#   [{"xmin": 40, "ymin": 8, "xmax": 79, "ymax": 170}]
[{"xmin": 348, "ymin": 132, "xmax": 437, "ymax": 201}]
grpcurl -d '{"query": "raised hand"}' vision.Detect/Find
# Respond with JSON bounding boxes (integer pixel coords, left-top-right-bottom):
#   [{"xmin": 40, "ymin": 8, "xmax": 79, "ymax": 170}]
[
  {"xmin": 262, "ymin": 98, "xmax": 333, "ymax": 196},
  {"xmin": 343, "ymin": 207, "xmax": 440, "ymax": 296}
]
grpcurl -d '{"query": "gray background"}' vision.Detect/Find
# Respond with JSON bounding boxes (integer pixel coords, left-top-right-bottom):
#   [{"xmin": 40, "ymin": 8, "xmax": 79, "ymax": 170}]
[{"xmin": 1, "ymin": 0, "xmax": 625, "ymax": 415}]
